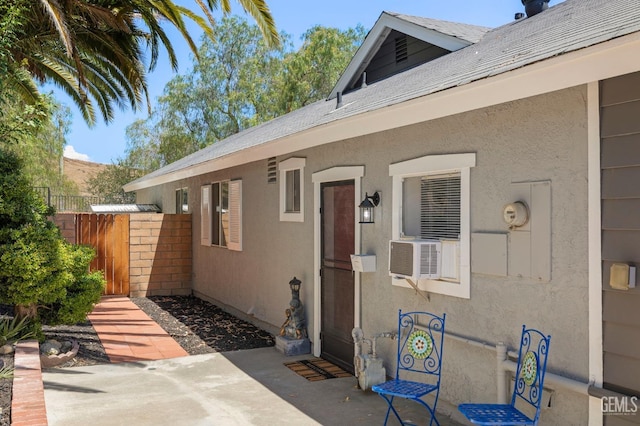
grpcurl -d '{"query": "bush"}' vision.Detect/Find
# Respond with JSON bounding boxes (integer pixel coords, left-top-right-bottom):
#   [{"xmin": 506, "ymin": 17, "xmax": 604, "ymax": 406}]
[
  {"xmin": 0, "ymin": 316, "xmax": 35, "ymax": 346},
  {"xmin": 0, "ymin": 148, "xmax": 105, "ymax": 336}
]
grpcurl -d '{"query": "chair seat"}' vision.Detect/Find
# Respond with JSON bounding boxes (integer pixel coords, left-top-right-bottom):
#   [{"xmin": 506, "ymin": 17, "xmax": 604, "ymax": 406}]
[
  {"xmin": 372, "ymin": 379, "xmax": 438, "ymax": 399},
  {"xmin": 458, "ymin": 403, "xmax": 534, "ymax": 425}
]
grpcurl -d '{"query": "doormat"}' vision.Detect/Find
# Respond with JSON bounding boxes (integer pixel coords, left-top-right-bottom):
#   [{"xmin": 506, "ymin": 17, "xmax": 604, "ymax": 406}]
[{"xmin": 284, "ymin": 358, "xmax": 352, "ymax": 381}]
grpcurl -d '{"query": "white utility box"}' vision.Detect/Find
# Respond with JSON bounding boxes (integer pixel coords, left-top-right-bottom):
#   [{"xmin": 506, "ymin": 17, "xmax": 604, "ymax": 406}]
[{"xmin": 350, "ymin": 254, "xmax": 376, "ymax": 273}]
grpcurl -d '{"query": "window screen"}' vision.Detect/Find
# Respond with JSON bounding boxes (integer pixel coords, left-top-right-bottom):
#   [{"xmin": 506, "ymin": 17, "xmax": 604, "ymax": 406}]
[
  {"xmin": 420, "ymin": 173, "xmax": 461, "ymax": 240},
  {"xmin": 285, "ymin": 169, "xmax": 300, "ymax": 213}
]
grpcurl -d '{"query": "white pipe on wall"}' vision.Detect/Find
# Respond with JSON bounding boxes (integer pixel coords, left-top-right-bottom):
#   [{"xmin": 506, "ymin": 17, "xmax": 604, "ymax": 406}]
[
  {"xmin": 496, "ymin": 342, "xmax": 509, "ymax": 404},
  {"xmin": 443, "ymin": 329, "xmax": 590, "ymax": 401}
]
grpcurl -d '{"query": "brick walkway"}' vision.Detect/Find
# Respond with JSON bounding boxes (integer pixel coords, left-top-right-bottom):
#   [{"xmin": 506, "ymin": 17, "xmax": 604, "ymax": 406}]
[
  {"xmin": 11, "ymin": 296, "xmax": 188, "ymax": 425},
  {"xmin": 87, "ymin": 296, "xmax": 188, "ymax": 363}
]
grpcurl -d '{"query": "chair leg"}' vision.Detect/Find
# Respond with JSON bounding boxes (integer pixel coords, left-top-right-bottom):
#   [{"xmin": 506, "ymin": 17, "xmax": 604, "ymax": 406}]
[
  {"xmin": 378, "ymin": 394, "xmax": 441, "ymax": 426},
  {"xmin": 413, "ymin": 398, "xmax": 440, "ymax": 426},
  {"xmin": 379, "ymin": 394, "xmax": 404, "ymax": 426}
]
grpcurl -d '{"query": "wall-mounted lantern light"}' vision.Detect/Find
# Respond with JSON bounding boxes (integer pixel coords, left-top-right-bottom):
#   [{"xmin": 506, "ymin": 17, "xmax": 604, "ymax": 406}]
[{"xmin": 359, "ymin": 191, "xmax": 380, "ymax": 224}]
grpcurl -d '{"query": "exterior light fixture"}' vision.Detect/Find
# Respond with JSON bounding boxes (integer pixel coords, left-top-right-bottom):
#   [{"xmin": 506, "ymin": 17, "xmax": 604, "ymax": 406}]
[
  {"xmin": 289, "ymin": 276, "xmax": 301, "ymax": 293},
  {"xmin": 359, "ymin": 191, "xmax": 380, "ymax": 224}
]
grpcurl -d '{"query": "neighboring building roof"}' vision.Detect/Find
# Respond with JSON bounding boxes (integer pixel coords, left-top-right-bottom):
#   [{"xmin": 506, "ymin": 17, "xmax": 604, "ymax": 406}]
[
  {"xmin": 125, "ymin": 0, "xmax": 640, "ymax": 192},
  {"xmin": 90, "ymin": 204, "xmax": 161, "ymax": 213}
]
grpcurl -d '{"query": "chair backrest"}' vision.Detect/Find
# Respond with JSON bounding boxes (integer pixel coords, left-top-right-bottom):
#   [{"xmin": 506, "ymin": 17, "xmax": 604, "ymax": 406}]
[
  {"xmin": 394, "ymin": 310, "xmax": 446, "ymax": 382},
  {"xmin": 511, "ymin": 325, "xmax": 551, "ymax": 423}
]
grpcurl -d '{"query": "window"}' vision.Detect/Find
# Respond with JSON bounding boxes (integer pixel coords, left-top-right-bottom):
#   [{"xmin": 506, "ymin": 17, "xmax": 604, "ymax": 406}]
[
  {"xmin": 279, "ymin": 157, "xmax": 306, "ymax": 222},
  {"xmin": 201, "ymin": 180, "xmax": 242, "ymax": 251},
  {"xmin": 175, "ymin": 188, "xmax": 188, "ymax": 213},
  {"xmin": 389, "ymin": 153, "xmax": 475, "ymax": 299},
  {"xmin": 419, "ymin": 173, "xmax": 460, "ymax": 240}
]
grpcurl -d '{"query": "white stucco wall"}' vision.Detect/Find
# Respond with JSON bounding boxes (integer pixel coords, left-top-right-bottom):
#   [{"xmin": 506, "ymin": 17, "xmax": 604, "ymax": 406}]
[{"xmin": 136, "ymin": 85, "xmax": 590, "ymax": 424}]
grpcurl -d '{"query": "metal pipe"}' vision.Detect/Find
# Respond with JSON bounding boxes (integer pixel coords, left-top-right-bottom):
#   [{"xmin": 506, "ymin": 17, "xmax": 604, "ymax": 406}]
[
  {"xmin": 502, "ymin": 360, "xmax": 591, "ymax": 395},
  {"xmin": 371, "ymin": 332, "xmax": 396, "ymax": 358},
  {"xmin": 496, "ymin": 342, "xmax": 509, "ymax": 404},
  {"xmin": 443, "ymin": 328, "xmax": 590, "ymax": 397}
]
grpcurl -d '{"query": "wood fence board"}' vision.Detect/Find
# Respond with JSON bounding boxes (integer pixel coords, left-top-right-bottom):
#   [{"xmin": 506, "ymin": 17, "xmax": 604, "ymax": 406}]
[{"xmin": 75, "ymin": 213, "xmax": 130, "ymax": 296}]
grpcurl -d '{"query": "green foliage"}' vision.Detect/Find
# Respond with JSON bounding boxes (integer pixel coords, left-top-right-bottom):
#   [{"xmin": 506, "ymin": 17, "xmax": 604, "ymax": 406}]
[
  {"xmin": 0, "ymin": 148, "xmax": 105, "ymax": 333},
  {"xmin": 275, "ymin": 25, "xmax": 367, "ymax": 113},
  {"xmin": 0, "ymin": 316, "xmax": 36, "ymax": 346},
  {"xmin": 1, "ymin": 0, "xmax": 278, "ymax": 126},
  {"xmin": 0, "ymin": 94, "xmax": 78, "ymax": 195},
  {"xmin": 86, "ymin": 160, "xmax": 144, "ymax": 203},
  {"xmin": 119, "ymin": 17, "xmax": 365, "ymax": 176},
  {"xmin": 0, "ymin": 365, "xmax": 13, "ymax": 379},
  {"xmin": 40, "ymin": 247, "xmax": 105, "ymax": 326}
]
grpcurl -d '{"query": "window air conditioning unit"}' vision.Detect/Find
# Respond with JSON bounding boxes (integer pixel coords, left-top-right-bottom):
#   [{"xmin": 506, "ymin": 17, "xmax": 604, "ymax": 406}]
[{"xmin": 389, "ymin": 240, "xmax": 441, "ymax": 281}]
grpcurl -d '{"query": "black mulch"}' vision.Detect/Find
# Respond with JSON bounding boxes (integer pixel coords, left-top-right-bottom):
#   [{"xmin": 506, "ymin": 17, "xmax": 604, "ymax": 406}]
[
  {"xmin": 131, "ymin": 295, "xmax": 275, "ymax": 353},
  {"xmin": 0, "ymin": 295, "xmax": 275, "ymax": 426}
]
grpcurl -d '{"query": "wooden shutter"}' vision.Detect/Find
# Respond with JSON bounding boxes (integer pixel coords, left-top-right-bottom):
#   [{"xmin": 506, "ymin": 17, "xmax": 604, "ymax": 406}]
[
  {"xmin": 228, "ymin": 180, "xmax": 242, "ymax": 251},
  {"xmin": 200, "ymin": 185, "xmax": 212, "ymax": 246}
]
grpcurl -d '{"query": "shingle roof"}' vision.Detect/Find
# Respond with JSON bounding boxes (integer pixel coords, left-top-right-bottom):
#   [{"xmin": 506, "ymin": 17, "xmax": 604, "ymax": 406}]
[
  {"xmin": 388, "ymin": 12, "xmax": 490, "ymax": 43},
  {"xmin": 128, "ymin": 0, "xmax": 640, "ymax": 188}
]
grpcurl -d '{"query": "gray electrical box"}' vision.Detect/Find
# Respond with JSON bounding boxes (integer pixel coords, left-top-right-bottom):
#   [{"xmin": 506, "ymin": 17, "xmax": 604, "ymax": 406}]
[{"xmin": 507, "ymin": 181, "xmax": 551, "ymax": 282}]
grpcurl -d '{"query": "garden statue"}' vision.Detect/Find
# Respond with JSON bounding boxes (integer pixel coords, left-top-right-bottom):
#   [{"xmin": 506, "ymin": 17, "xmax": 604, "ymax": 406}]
[{"xmin": 279, "ymin": 277, "xmax": 308, "ymax": 339}]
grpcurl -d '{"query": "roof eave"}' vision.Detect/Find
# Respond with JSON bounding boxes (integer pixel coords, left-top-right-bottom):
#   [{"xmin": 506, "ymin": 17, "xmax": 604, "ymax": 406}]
[
  {"xmin": 328, "ymin": 12, "xmax": 476, "ymax": 100},
  {"xmin": 124, "ymin": 32, "xmax": 640, "ymax": 193}
]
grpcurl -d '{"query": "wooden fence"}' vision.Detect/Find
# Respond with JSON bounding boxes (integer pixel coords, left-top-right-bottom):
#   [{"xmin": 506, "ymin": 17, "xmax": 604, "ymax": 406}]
[{"xmin": 75, "ymin": 214, "xmax": 130, "ymax": 296}]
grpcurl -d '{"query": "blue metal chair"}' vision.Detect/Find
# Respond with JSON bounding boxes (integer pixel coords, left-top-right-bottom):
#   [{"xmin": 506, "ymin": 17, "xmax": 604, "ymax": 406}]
[
  {"xmin": 458, "ymin": 325, "xmax": 551, "ymax": 425},
  {"xmin": 372, "ymin": 310, "xmax": 446, "ymax": 426}
]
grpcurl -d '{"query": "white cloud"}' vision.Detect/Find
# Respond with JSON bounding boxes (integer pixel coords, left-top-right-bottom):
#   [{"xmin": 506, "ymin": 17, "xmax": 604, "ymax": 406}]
[{"xmin": 63, "ymin": 145, "xmax": 91, "ymax": 161}]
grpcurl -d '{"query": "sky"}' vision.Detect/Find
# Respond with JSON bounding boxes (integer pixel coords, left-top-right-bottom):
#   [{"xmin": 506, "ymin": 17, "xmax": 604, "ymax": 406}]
[{"xmin": 60, "ymin": 0, "xmax": 564, "ymax": 164}]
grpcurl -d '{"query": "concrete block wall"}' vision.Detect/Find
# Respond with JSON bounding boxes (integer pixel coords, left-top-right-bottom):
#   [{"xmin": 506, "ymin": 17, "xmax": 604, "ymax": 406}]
[
  {"xmin": 51, "ymin": 213, "xmax": 76, "ymax": 244},
  {"xmin": 129, "ymin": 213, "xmax": 192, "ymax": 297}
]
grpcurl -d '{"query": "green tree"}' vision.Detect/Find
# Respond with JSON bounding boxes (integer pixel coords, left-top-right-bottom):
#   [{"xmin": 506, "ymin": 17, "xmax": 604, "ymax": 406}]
[
  {"xmin": 275, "ymin": 25, "xmax": 366, "ymax": 113},
  {"xmin": 120, "ymin": 17, "xmax": 364, "ymax": 172},
  {"xmin": 87, "ymin": 159, "xmax": 145, "ymax": 204},
  {"xmin": 0, "ymin": 148, "xmax": 105, "ymax": 335},
  {"xmin": 0, "ymin": 91, "xmax": 78, "ymax": 194},
  {"xmin": 1, "ymin": 0, "xmax": 278, "ymax": 127}
]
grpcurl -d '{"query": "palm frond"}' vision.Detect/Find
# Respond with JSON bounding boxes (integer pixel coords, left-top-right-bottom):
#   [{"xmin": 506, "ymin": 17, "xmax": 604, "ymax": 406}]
[{"xmin": 38, "ymin": 0, "xmax": 73, "ymax": 55}]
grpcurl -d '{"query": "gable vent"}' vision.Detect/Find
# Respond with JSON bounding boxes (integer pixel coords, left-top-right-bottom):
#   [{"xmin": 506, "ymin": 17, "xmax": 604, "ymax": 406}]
[
  {"xmin": 267, "ymin": 157, "xmax": 277, "ymax": 184},
  {"xmin": 395, "ymin": 35, "xmax": 408, "ymax": 64}
]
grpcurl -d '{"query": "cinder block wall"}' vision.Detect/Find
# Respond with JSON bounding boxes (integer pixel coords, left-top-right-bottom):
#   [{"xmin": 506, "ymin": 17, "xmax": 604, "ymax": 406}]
[
  {"xmin": 129, "ymin": 213, "xmax": 192, "ymax": 297},
  {"xmin": 51, "ymin": 213, "xmax": 76, "ymax": 244}
]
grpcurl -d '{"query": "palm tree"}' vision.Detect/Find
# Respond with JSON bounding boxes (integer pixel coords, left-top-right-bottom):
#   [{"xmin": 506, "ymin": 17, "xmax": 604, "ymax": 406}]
[{"xmin": 1, "ymin": 0, "xmax": 278, "ymax": 126}]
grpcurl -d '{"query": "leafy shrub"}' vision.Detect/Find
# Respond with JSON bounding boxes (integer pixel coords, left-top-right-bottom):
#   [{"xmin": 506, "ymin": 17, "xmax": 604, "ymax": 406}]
[
  {"xmin": 0, "ymin": 316, "xmax": 35, "ymax": 346},
  {"xmin": 0, "ymin": 365, "xmax": 12, "ymax": 379},
  {"xmin": 0, "ymin": 148, "xmax": 105, "ymax": 336}
]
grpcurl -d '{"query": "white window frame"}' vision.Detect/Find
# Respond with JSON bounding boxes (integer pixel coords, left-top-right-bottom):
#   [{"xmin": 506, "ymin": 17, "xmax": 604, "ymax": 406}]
[
  {"xmin": 200, "ymin": 180, "xmax": 242, "ymax": 251},
  {"xmin": 176, "ymin": 187, "xmax": 189, "ymax": 214},
  {"xmin": 279, "ymin": 157, "xmax": 306, "ymax": 222},
  {"xmin": 389, "ymin": 153, "xmax": 475, "ymax": 299}
]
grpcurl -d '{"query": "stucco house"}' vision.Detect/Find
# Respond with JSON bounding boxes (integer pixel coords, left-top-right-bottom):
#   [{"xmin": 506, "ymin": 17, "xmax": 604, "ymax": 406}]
[{"xmin": 124, "ymin": 0, "xmax": 640, "ymax": 423}]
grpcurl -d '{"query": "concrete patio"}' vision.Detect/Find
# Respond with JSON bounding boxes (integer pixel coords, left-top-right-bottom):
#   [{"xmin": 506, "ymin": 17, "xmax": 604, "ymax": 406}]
[{"xmin": 37, "ymin": 297, "xmax": 465, "ymax": 426}]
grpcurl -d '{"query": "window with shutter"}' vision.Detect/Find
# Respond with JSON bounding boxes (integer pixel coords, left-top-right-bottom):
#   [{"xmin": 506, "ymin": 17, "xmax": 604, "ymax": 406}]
[
  {"xmin": 279, "ymin": 157, "xmax": 306, "ymax": 222},
  {"xmin": 228, "ymin": 180, "xmax": 242, "ymax": 251},
  {"xmin": 200, "ymin": 185, "xmax": 212, "ymax": 246},
  {"xmin": 201, "ymin": 179, "xmax": 242, "ymax": 250}
]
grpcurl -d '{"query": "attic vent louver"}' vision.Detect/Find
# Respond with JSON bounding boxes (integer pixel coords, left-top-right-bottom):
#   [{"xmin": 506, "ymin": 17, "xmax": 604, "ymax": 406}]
[
  {"xmin": 395, "ymin": 36, "xmax": 408, "ymax": 64},
  {"xmin": 267, "ymin": 157, "xmax": 277, "ymax": 184},
  {"xmin": 522, "ymin": 0, "xmax": 549, "ymax": 18}
]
